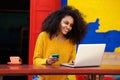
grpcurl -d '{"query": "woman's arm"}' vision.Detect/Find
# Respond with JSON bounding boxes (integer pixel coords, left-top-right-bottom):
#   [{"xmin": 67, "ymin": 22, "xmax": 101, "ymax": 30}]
[{"xmin": 33, "ymin": 32, "xmax": 47, "ymax": 66}]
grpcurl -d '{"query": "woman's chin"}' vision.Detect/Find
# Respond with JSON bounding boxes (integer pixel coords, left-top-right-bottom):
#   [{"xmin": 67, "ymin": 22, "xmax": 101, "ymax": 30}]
[{"xmin": 63, "ymin": 32, "xmax": 68, "ymax": 35}]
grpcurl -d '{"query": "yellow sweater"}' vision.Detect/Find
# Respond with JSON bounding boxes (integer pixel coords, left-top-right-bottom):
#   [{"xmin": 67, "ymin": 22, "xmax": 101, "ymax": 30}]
[{"xmin": 33, "ymin": 32, "xmax": 76, "ymax": 80}]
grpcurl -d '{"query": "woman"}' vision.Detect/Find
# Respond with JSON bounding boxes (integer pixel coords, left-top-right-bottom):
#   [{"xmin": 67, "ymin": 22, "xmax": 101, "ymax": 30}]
[{"xmin": 33, "ymin": 5, "xmax": 88, "ymax": 80}]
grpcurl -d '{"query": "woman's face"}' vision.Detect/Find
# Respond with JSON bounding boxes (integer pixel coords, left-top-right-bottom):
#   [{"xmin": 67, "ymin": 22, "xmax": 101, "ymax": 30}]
[{"xmin": 59, "ymin": 15, "xmax": 74, "ymax": 35}]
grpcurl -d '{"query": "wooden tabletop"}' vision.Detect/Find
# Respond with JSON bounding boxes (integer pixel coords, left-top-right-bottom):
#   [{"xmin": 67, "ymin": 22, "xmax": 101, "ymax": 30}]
[{"xmin": 0, "ymin": 64, "xmax": 120, "ymax": 76}]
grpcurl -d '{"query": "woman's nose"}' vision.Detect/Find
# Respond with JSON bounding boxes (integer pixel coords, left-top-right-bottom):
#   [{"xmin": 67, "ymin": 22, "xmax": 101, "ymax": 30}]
[{"xmin": 67, "ymin": 25, "xmax": 72, "ymax": 30}]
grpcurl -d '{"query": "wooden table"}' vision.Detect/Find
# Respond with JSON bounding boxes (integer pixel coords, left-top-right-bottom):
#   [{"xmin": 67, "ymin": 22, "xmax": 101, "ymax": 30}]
[
  {"xmin": 0, "ymin": 64, "xmax": 120, "ymax": 80},
  {"xmin": 0, "ymin": 52, "xmax": 120, "ymax": 80}
]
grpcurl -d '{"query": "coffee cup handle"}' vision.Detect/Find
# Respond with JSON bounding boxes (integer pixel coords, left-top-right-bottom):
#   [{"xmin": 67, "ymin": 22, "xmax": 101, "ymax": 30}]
[{"xmin": 19, "ymin": 58, "xmax": 22, "ymax": 62}]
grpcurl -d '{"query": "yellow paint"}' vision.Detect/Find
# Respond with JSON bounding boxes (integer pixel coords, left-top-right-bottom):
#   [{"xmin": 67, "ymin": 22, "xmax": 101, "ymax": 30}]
[
  {"xmin": 115, "ymin": 47, "xmax": 120, "ymax": 52},
  {"xmin": 68, "ymin": 0, "xmax": 120, "ymax": 32}
]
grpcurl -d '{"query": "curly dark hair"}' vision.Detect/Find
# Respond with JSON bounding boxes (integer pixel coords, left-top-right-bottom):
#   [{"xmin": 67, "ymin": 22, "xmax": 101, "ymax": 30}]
[{"xmin": 42, "ymin": 5, "xmax": 88, "ymax": 44}]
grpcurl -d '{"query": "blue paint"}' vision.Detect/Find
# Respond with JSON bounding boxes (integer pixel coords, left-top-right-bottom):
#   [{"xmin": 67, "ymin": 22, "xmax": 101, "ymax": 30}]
[
  {"xmin": 80, "ymin": 18, "xmax": 120, "ymax": 52},
  {"xmin": 61, "ymin": 0, "xmax": 67, "ymax": 7}
]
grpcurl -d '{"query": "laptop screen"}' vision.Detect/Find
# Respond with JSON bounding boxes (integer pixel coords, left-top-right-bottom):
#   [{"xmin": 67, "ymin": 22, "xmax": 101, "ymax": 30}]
[{"xmin": 74, "ymin": 44, "xmax": 106, "ymax": 67}]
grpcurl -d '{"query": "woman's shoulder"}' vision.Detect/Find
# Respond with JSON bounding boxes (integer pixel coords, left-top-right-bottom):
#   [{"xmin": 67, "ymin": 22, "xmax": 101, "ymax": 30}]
[
  {"xmin": 39, "ymin": 31, "xmax": 48, "ymax": 35},
  {"xmin": 38, "ymin": 31, "xmax": 49, "ymax": 38}
]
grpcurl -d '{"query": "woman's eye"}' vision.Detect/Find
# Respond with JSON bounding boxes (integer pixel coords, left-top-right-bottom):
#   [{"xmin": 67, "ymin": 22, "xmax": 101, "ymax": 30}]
[
  {"xmin": 64, "ymin": 22, "xmax": 68, "ymax": 25},
  {"xmin": 64, "ymin": 21, "xmax": 73, "ymax": 27}
]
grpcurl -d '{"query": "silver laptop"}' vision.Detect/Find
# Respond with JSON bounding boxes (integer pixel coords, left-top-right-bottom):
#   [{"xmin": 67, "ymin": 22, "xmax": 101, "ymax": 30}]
[{"xmin": 61, "ymin": 44, "xmax": 106, "ymax": 68}]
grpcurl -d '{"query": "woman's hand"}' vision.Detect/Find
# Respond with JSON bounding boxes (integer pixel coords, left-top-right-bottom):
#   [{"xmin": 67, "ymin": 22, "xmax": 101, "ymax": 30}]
[{"xmin": 46, "ymin": 56, "xmax": 59, "ymax": 65}]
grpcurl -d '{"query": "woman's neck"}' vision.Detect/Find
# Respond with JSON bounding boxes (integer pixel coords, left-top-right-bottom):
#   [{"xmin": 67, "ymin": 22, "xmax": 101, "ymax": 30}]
[{"xmin": 55, "ymin": 33, "xmax": 66, "ymax": 41}]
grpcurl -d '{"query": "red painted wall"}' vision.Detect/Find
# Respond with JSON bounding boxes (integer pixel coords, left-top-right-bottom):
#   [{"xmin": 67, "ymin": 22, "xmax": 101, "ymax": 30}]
[{"xmin": 29, "ymin": 0, "xmax": 61, "ymax": 79}]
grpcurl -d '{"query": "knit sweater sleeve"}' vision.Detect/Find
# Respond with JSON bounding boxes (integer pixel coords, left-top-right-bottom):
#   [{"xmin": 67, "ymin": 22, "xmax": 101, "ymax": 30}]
[{"xmin": 33, "ymin": 32, "xmax": 47, "ymax": 66}]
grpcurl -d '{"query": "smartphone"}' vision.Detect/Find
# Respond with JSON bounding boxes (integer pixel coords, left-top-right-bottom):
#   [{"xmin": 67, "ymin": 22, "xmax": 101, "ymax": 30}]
[{"xmin": 52, "ymin": 54, "xmax": 59, "ymax": 58}]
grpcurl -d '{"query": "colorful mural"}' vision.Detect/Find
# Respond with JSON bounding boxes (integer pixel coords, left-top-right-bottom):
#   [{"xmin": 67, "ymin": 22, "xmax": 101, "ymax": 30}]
[
  {"xmin": 61, "ymin": 0, "xmax": 120, "ymax": 80},
  {"xmin": 68, "ymin": 0, "xmax": 120, "ymax": 53},
  {"xmin": 61, "ymin": 0, "xmax": 120, "ymax": 53}
]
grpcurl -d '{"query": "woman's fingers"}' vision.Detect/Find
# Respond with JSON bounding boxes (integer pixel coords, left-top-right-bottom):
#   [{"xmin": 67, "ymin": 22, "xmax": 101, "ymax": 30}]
[{"xmin": 46, "ymin": 57, "xmax": 59, "ymax": 65}]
